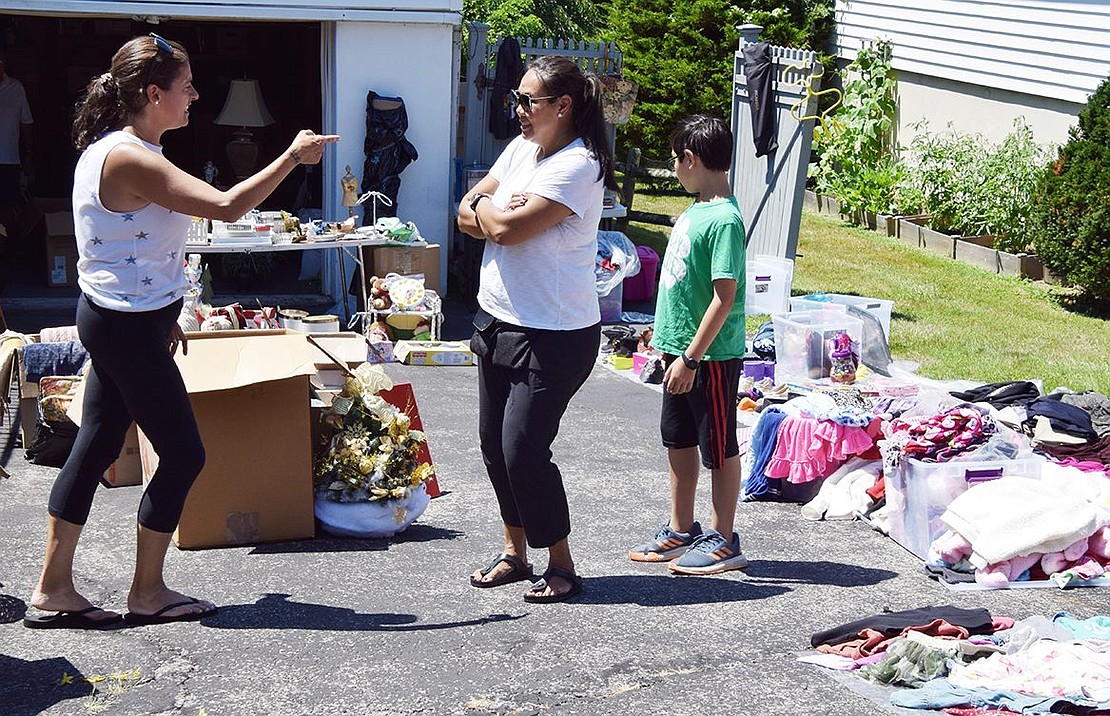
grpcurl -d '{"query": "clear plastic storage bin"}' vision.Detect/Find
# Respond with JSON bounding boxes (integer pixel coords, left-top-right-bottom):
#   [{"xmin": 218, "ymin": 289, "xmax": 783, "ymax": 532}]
[
  {"xmin": 771, "ymin": 309, "xmax": 863, "ymax": 381},
  {"xmin": 745, "ymin": 255, "xmax": 794, "ymax": 315},
  {"xmin": 789, "ymin": 293, "xmax": 894, "ymax": 339},
  {"xmin": 885, "ymin": 456, "xmax": 1045, "ymax": 560}
]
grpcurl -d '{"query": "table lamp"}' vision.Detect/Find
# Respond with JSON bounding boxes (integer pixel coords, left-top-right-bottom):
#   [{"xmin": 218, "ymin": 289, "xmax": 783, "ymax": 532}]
[{"xmin": 214, "ymin": 79, "xmax": 275, "ymax": 179}]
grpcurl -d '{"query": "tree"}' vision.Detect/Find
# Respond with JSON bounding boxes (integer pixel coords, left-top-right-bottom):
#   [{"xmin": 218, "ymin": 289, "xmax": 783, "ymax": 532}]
[
  {"xmin": 464, "ymin": 0, "xmax": 603, "ymax": 40},
  {"xmin": 1026, "ymin": 75, "xmax": 1110, "ymax": 308},
  {"xmin": 606, "ymin": 0, "xmax": 835, "ymax": 159}
]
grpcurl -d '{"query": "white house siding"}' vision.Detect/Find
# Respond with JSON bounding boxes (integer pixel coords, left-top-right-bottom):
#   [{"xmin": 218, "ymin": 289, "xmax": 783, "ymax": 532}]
[{"xmin": 834, "ymin": 0, "xmax": 1110, "ymax": 146}]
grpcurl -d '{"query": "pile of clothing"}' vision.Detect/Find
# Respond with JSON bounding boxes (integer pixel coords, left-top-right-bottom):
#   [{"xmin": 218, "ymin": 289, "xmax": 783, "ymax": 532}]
[{"xmin": 803, "ymin": 606, "xmax": 1110, "ymax": 713}]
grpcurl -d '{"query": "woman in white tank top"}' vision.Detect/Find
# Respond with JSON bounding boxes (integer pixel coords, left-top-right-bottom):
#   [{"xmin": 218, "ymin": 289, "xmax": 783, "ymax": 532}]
[{"xmin": 24, "ymin": 33, "xmax": 338, "ymax": 631}]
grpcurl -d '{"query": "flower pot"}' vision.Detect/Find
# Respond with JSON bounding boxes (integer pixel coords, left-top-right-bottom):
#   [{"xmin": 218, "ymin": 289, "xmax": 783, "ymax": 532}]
[{"xmin": 314, "ymin": 484, "xmax": 431, "ymax": 538}]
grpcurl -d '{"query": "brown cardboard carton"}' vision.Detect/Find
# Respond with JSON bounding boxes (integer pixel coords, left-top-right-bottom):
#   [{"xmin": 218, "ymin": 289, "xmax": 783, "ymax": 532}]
[
  {"xmin": 44, "ymin": 212, "xmax": 78, "ymax": 287},
  {"xmin": 102, "ymin": 424, "xmax": 142, "ymax": 487},
  {"xmin": 65, "ymin": 376, "xmax": 158, "ymax": 488},
  {"xmin": 367, "ymin": 243, "xmax": 441, "ymax": 293},
  {"xmin": 138, "ymin": 332, "xmax": 320, "ymax": 549}
]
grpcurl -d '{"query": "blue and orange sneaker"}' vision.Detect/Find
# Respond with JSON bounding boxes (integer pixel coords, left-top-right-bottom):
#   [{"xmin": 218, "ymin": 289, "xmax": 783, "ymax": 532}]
[
  {"xmin": 628, "ymin": 522, "xmax": 703, "ymax": 562},
  {"xmin": 667, "ymin": 529, "xmax": 749, "ymax": 575}
]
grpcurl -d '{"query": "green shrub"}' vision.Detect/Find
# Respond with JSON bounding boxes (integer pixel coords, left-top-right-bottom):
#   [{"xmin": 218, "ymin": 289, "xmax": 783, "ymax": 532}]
[
  {"xmin": 810, "ymin": 40, "xmax": 901, "ymax": 217},
  {"xmin": 1026, "ymin": 75, "xmax": 1110, "ymax": 304},
  {"xmin": 900, "ymin": 119, "xmax": 1051, "ymax": 251}
]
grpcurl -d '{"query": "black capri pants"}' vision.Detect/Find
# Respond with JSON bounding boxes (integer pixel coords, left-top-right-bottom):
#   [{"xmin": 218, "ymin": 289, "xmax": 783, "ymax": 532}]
[
  {"xmin": 49, "ymin": 294, "xmax": 205, "ymax": 532},
  {"xmin": 472, "ymin": 312, "xmax": 599, "ymax": 548}
]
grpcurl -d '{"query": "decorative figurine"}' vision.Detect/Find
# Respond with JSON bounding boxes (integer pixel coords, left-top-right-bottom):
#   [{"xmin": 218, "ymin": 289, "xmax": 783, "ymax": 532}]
[
  {"xmin": 203, "ymin": 160, "xmax": 218, "ymax": 185},
  {"xmin": 341, "ymin": 164, "xmax": 359, "ymax": 216}
]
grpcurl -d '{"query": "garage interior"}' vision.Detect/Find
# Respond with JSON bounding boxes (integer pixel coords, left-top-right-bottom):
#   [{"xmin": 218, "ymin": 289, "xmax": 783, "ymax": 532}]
[{"xmin": 0, "ymin": 13, "xmax": 324, "ymax": 294}]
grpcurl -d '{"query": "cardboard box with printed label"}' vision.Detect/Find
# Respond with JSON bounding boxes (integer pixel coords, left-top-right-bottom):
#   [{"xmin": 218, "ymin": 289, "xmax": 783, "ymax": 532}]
[
  {"xmin": 138, "ymin": 331, "xmax": 319, "ymax": 549},
  {"xmin": 366, "ymin": 243, "xmax": 441, "ymax": 294},
  {"xmin": 394, "ymin": 340, "xmax": 474, "ymax": 366},
  {"xmin": 44, "ymin": 212, "xmax": 78, "ymax": 287}
]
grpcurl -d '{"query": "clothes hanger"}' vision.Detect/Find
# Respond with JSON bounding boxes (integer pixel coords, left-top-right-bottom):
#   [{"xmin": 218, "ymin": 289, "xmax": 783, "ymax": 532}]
[{"xmin": 782, "ymin": 61, "xmax": 842, "ymax": 129}]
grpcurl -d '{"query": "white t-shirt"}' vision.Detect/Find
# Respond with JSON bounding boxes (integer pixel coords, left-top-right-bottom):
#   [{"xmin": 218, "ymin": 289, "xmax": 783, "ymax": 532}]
[
  {"xmin": 72, "ymin": 131, "xmax": 190, "ymax": 312},
  {"xmin": 0, "ymin": 75, "xmax": 33, "ymax": 165},
  {"xmin": 478, "ymin": 135, "xmax": 603, "ymax": 330}
]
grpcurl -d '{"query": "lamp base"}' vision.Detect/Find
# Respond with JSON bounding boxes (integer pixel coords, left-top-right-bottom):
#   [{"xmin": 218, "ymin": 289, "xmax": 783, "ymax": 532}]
[{"xmin": 226, "ymin": 128, "xmax": 259, "ymax": 180}]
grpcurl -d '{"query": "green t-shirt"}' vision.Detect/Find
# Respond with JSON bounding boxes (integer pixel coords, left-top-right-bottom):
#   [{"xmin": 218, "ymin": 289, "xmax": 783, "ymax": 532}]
[{"xmin": 652, "ymin": 196, "xmax": 746, "ymax": 361}]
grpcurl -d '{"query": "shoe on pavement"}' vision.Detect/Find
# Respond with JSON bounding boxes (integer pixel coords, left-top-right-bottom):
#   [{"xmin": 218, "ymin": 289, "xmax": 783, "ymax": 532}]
[
  {"xmin": 628, "ymin": 521, "xmax": 703, "ymax": 562},
  {"xmin": 667, "ymin": 529, "xmax": 749, "ymax": 575}
]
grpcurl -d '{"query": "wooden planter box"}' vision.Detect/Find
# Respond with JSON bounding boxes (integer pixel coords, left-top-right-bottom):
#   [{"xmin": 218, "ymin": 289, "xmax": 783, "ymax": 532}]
[
  {"xmin": 954, "ymin": 237, "xmax": 999, "ymax": 272},
  {"xmin": 804, "ymin": 191, "xmax": 843, "ymax": 218},
  {"xmin": 999, "ymin": 251, "xmax": 1044, "ymax": 280},
  {"xmin": 897, "ymin": 216, "xmax": 955, "ymax": 258}
]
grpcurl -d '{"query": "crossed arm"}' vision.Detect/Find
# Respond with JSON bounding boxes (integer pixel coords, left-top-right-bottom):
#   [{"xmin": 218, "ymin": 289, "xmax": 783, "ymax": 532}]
[{"xmin": 458, "ymin": 175, "xmax": 573, "ymax": 247}]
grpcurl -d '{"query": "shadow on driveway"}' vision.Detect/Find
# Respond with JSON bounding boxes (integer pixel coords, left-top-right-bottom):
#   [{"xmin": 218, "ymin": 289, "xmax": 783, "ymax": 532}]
[
  {"xmin": 575, "ymin": 574, "xmax": 790, "ymax": 606},
  {"xmin": 247, "ymin": 524, "xmax": 466, "ymax": 555},
  {"xmin": 200, "ymin": 592, "xmax": 525, "ymax": 631}
]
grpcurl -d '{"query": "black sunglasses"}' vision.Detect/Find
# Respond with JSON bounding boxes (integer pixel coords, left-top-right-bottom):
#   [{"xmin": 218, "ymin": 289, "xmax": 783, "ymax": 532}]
[
  {"xmin": 509, "ymin": 89, "xmax": 557, "ymax": 112},
  {"xmin": 142, "ymin": 33, "xmax": 174, "ymax": 91}
]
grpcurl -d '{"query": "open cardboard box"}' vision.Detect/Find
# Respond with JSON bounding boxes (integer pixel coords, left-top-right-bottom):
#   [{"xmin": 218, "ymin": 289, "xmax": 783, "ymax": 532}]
[{"xmin": 138, "ymin": 330, "xmax": 319, "ymax": 549}]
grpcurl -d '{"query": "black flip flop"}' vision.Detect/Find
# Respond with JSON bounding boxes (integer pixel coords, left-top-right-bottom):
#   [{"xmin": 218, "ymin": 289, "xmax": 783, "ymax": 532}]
[
  {"xmin": 470, "ymin": 553, "xmax": 534, "ymax": 589},
  {"xmin": 124, "ymin": 598, "xmax": 217, "ymax": 626},
  {"xmin": 23, "ymin": 606, "xmax": 124, "ymax": 630},
  {"xmin": 523, "ymin": 566, "xmax": 583, "ymax": 604}
]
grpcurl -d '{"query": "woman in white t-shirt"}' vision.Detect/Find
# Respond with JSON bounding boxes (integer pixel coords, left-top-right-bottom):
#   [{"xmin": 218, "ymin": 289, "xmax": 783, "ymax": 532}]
[
  {"xmin": 25, "ymin": 34, "xmax": 337, "ymax": 631},
  {"xmin": 458, "ymin": 55, "xmax": 617, "ymax": 603}
]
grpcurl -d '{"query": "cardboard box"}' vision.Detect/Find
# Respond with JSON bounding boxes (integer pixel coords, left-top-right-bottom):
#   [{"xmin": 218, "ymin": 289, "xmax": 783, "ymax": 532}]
[
  {"xmin": 102, "ymin": 424, "xmax": 142, "ymax": 487},
  {"xmin": 394, "ymin": 340, "xmax": 474, "ymax": 366},
  {"xmin": 367, "ymin": 243, "xmax": 441, "ymax": 294},
  {"xmin": 44, "ymin": 212, "xmax": 78, "ymax": 287},
  {"xmin": 138, "ymin": 332, "xmax": 320, "ymax": 549},
  {"xmin": 64, "ymin": 375, "xmax": 164, "ymax": 488}
]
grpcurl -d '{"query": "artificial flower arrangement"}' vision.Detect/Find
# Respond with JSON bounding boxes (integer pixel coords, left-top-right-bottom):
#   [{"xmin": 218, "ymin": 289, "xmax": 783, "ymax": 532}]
[{"xmin": 315, "ymin": 363, "xmax": 434, "ymax": 502}]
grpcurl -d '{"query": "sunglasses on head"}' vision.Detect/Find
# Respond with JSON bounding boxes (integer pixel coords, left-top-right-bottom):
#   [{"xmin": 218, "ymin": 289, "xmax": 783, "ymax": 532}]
[
  {"xmin": 509, "ymin": 89, "xmax": 558, "ymax": 112},
  {"xmin": 142, "ymin": 33, "xmax": 174, "ymax": 91}
]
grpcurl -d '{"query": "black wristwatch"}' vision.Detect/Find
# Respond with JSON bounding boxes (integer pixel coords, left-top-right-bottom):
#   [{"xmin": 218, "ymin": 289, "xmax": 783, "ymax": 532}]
[
  {"xmin": 680, "ymin": 353, "xmax": 700, "ymax": 370},
  {"xmin": 469, "ymin": 193, "xmax": 489, "ymax": 212}
]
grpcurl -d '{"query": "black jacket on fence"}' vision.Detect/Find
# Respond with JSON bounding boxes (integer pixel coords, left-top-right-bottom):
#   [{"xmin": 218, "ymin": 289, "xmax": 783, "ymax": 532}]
[{"xmin": 742, "ymin": 42, "xmax": 778, "ymax": 157}]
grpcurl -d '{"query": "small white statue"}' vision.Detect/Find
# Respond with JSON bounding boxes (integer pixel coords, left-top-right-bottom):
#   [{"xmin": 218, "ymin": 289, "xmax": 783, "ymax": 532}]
[{"xmin": 203, "ymin": 161, "xmax": 219, "ymax": 185}]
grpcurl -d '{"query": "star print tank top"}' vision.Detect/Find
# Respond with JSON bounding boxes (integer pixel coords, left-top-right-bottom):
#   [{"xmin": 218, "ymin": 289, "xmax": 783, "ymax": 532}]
[{"xmin": 73, "ymin": 130, "xmax": 191, "ymax": 312}]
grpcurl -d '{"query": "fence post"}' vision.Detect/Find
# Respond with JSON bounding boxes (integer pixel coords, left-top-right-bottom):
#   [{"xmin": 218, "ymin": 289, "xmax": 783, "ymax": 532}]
[
  {"xmin": 463, "ymin": 22, "xmax": 490, "ymax": 166},
  {"xmin": 621, "ymin": 146, "xmax": 641, "ymax": 208}
]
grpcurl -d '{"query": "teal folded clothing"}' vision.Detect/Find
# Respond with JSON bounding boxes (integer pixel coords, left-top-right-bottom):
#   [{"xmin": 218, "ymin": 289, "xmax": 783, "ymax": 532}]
[{"xmin": 21, "ymin": 341, "xmax": 88, "ymax": 383}]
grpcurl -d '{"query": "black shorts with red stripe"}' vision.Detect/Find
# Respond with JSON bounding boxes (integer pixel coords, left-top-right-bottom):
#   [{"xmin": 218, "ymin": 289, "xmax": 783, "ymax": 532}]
[{"xmin": 660, "ymin": 356, "xmax": 741, "ymax": 469}]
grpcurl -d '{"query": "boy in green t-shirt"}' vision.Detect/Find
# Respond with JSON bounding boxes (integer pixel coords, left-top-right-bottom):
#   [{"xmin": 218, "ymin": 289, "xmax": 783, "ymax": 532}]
[{"xmin": 628, "ymin": 114, "xmax": 748, "ymax": 575}]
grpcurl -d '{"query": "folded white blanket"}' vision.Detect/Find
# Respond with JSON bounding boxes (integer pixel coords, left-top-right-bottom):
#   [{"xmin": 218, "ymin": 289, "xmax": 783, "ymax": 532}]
[{"xmin": 941, "ymin": 476, "xmax": 1110, "ymax": 569}]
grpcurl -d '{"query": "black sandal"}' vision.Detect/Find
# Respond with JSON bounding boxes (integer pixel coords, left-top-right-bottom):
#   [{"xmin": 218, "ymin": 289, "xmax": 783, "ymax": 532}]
[
  {"xmin": 523, "ymin": 566, "xmax": 583, "ymax": 604},
  {"xmin": 470, "ymin": 552, "xmax": 534, "ymax": 589}
]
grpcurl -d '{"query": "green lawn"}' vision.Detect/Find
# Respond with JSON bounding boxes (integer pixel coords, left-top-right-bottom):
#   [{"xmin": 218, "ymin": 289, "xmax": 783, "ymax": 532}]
[{"xmin": 627, "ymin": 195, "xmax": 1110, "ymax": 394}]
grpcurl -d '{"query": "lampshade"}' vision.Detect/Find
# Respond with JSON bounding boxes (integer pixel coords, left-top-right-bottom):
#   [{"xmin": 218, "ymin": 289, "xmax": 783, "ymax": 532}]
[{"xmin": 214, "ymin": 79, "xmax": 275, "ymax": 128}]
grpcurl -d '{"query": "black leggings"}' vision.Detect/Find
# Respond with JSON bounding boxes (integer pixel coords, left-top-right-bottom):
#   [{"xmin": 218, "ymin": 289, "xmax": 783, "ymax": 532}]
[
  {"xmin": 473, "ymin": 318, "xmax": 599, "ymax": 548},
  {"xmin": 49, "ymin": 295, "xmax": 205, "ymax": 532}
]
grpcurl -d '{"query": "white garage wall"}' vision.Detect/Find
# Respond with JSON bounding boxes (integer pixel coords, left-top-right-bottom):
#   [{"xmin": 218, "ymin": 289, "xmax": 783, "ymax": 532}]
[{"xmin": 330, "ymin": 21, "xmax": 457, "ymax": 296}]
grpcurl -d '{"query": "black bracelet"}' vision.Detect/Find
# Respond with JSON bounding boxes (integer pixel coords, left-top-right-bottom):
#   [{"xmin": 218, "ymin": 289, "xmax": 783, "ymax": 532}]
[
  {"xmin": 289, "ymin": 148, "xmax": 302, "ymax": 164},
  {"xmin": 469, "ymin": 193, "xmax": 489, "ymax": 212},
  {"xmin": 680, "ymin": 353, "xmax": 700, "ymax": 370}
]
